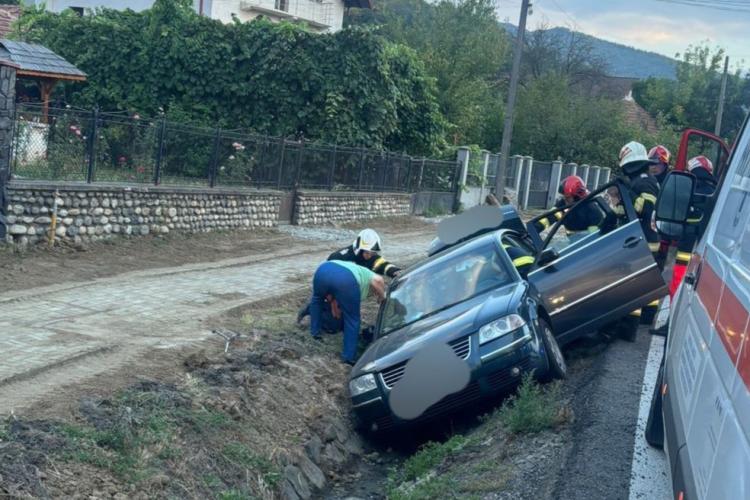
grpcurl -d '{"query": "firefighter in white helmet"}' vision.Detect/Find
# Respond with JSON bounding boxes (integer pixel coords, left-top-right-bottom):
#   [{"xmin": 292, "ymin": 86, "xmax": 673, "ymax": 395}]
[
  {"xmin": 297, "ymin": 229, "xmax": 401, "ymax": 328},
  {"xmin": 616, "ymin": 141, "xmax": 662, "ymax": 340}
]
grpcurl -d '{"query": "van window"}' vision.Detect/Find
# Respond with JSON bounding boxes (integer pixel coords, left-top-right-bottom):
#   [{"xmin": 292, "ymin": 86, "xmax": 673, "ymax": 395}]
[{"xmin": 714, "ymin": 148, "xmax": 750, "ymax": 260}]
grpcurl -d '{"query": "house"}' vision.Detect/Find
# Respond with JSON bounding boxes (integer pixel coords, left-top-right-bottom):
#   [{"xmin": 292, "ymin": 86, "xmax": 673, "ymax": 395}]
[
  {"xmin": 588, "ymin": 75, "xmax": 659, "ymax": 134},
  {"xmin": 26, "ymin": 0, "xmax": 372, "ymax": 33}
]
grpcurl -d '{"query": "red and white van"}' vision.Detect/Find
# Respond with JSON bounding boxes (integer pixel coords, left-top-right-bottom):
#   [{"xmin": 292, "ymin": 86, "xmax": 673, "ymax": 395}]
[{"xmin": 653, "ymin": 122, "xmax": 750, "ymax": 499}]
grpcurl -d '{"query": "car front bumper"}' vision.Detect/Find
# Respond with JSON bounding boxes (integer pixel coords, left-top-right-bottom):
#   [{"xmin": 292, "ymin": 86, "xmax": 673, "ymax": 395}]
[{"xmin": 350, "ymin": 327, "xmax": 547, "ymax": 433}]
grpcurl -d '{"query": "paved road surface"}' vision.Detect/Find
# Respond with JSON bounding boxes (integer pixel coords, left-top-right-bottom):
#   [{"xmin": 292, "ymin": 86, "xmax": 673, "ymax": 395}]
[{"xmin": 0, "ymin": 228, "xmax": 435, "ymax": 413}]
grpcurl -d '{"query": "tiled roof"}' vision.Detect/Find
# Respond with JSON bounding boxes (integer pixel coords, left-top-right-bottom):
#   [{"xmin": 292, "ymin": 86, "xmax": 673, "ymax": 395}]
[
  {"xmin": 0, "ymin": 6, "xmax": 19, "ymax": 39},
  {"xmin": 0, "ymin": 39, "xmax": 86, "ymax": 78}
]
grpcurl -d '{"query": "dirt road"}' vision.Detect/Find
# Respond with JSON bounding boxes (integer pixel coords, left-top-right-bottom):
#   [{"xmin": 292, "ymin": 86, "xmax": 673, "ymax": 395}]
[{"xmin": 0, "ymin": 221, "xmax": 436, "ymax": 415}]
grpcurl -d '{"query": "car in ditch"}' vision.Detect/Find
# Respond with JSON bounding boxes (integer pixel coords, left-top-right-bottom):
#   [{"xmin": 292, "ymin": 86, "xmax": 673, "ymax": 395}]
[{"xmin": 348, "ymin": 179, "xmax": 668, "ymax": 433}]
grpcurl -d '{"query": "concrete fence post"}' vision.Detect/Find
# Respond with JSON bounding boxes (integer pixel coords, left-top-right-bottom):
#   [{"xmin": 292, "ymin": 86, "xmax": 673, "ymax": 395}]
[
  {"xmin": 457, "ymin": 147, "xmax": 470, "ymax": 187},
  {"xmin": 0, "ymin": 62, "xmax": 17, "ymax": 242},
  {"xmin": 591, "ymin": 166, "xmax": 601, "ymax": 189},
  {"xmin": 512, "ymin": 154, "xmax": 524, "ymax": 193},
  {"xmin": 479, "ymin": 150, "xmax": 490, "ymax": 200},
  {"xmin": 521, "ymin": 156, "xmax": 533, "ymax": 210},
  {"xmin": 548, "ymin": 160, "xmax": 563, "ymax": 209},
  {"xmin": 579, "ymin": 164, "xmax": 590, "ymax": 185},
  {"xmin": 600, "ymin": 167, "xmax": 611, "ymax": 185},
  {"xmin": 565, "ymin": 162, "xmax": 577, "ymax": 178}
]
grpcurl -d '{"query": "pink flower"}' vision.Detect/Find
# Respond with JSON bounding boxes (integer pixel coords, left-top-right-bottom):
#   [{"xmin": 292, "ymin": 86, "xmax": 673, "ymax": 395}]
[
  {"xmin": 118, "ymin": 156, "xmax": 127, "ymax": 164},
  {"xmin": 232, "ymin": 142, "xmax": 245, "ymax": 151},
  {"xmin": 133, "ymin": 114, "xmax": 141, "ymax": 120},
  {"xmin": 136, "ymin": 166, "xmax": 145, "ymax": 174}
]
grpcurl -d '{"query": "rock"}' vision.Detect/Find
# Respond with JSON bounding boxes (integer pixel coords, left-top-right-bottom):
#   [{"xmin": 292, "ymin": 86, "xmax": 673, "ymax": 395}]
[
  {"xmin": 297, "ymin": 453, "xmax": 326, "ymax": 489},
  {"xmin": 139, "ymin": 225, "xmax": 150, "ymax": 236},
  {"xmin": 183, "ymin": 352, "xmax": 209, "ymax": 370},
  {"xmin": 168, "ymin": 207, "xmax": 177, "ymax": 217},
  {"xmin": 12, "ymin": 204, "xmax": 24, "ymax": 215},
  {"xmin": 5, "ymin": 215, "xmax": 15, "ymax": 224},
  {"xmin": 62, "ymin": 218, "xmax": 74, "ymax": 225},
  {"xmin": 284, "ymin": 465, "xmax": 311, "ymax": 499},
  {"xmin": 34, "ymin": 216, "xmax": 52, "ymax": 224},
  {"xmin": 56, "ymin": 226, "xmax": 66, "ymax": 237},
  {"xmin": 280, "ymin": 480, "xmax": 301, "ymax": 500},
  {"xmin": 160, "ymin": 226, "xmax": 169, "ymax": 234},
  {"xmin": 305, "ymin": 434, "xmax": 323, "ymax": 464},
  {"xmin": 341, "ymin": 432, "xmax": 364, "ymax": 456},
  {"xmin": 322, "ymin": 443, "xmax": 346, "ymax": 465},
  {"xmin": 67, "ymin": 226, "xmax": 80, "ymax": 237},
  {"xmin": 9, "ymin": 224, "xmax": 27, "ymax": 235},
  {"xmin": 26, "ymin": 226, "xmax": 36, "ymax": 236},
  {"xmin": 92, "ymin": 207, "xmax": 104, "ymax": 216}
]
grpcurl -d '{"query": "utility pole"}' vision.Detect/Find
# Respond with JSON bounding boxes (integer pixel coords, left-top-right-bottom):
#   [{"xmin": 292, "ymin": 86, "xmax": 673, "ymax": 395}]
[
  {"xmin": 715, "ymin": 55, "xmax": 729, "ymax": 137},
  {"xmin": 495, "ymin": 0, "xmax": 531, "ymax": 201}
]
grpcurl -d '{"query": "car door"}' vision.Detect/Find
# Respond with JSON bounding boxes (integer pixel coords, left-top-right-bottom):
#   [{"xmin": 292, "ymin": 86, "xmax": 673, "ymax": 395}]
[{"xmin": 526, "ymin": 181, "xmax": 668, "ymax": 344}]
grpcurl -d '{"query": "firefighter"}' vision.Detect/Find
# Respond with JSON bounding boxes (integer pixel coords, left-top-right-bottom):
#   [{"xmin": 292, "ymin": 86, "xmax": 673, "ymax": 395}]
[
  {"xmin": 669, "ymin": 155, "xmax": 716, "ymax": 298},
  {"xmin": 649, "ymin": 145, "xmax": 673, "ymax": 272},
  {"xmin": 533, "ymin": 175, "xmax": 605, "ymax": 243},
  {"xmin": 485, "ymin": 193, "xmax": 535, "ymax": 276},
  {"xmin": 617, "ymin": 141, "xmax": 662, "ymax": 339},
  {"xmin": 309, "ymin": 260, "xmax": 386, "ymax": 365},
  {"xmin": 297, "ymin": 229, "xmax": 400, "ymax": 327}
]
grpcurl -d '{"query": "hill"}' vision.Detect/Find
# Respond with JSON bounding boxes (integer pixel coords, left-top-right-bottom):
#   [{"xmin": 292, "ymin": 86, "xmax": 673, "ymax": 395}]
[{"xmin": 502, "ymin": 23, "xmax": 677, "ymax": 80}]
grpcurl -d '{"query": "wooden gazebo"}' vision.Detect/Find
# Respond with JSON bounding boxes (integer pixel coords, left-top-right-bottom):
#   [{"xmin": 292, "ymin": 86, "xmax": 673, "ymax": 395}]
[{"xmin": 0, "ymin": 39, "xmax": 86, "ymax": 121}]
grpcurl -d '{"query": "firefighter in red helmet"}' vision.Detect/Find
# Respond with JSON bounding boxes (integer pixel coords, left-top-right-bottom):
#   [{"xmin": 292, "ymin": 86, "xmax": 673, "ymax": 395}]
[
  {"xmin": 534, "ymin": 175, "xmax": 605, "ymax": 243},
  {"xmin": 670, "ymin": 155, "xmax": 716, "ymax": 297}
]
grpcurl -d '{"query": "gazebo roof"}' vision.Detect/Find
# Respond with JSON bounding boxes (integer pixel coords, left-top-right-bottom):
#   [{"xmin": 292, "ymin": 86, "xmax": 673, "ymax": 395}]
[{"xmin": 0, "ymin": 39, "xmax": 86, "ymax": 81}]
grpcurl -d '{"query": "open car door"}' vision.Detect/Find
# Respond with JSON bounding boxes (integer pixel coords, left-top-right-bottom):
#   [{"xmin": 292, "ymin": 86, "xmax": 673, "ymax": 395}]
[
  {"xmin": 525, "ymin": 180, "xmax": 668, "ymax": 344},
  {"xmin": 675, "ymin": 128, "xmax": 731, "ymax": 179}
]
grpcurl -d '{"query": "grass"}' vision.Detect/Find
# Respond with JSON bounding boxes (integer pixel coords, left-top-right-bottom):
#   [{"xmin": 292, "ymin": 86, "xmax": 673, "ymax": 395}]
[
  {"xmin": 222, "ymin": 443, "xmax": 281, "ymax": 486},
  {"xmin": 240, "ymin": 308, "xmax": 294, "ymax": 335},
  {"xmin": 499, "ymin": 375, "xmax": 568, "ymax": 434}
]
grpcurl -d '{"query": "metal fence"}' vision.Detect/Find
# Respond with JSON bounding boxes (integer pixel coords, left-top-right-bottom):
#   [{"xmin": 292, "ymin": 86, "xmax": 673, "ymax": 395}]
[{"xmin": 11, "ymin": 104, "xmax": 459, "ymax": 193}]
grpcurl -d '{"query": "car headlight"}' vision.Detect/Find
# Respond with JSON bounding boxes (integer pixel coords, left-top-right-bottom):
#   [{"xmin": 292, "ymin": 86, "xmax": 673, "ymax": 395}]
[
  {"xmin": 349, "ymin": 374, "xmax": 378, "ymax": 396},
  {"xmin": 478, "ymin": 314, "xmax": 526, "ymax": 345}
]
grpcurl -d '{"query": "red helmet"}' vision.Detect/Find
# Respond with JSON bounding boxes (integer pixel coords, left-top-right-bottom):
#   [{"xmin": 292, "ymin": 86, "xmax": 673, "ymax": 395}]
[
  {"xmin": 649, "ymin": 145, "xmax": 671, "ymax": 165},
  {"xmin": 559, "ymin": 175, "xmax": 588, "ymax": 200},
  {"xmin": 688, "ymin": 155, "xmax": 713, "ymax": 175}
]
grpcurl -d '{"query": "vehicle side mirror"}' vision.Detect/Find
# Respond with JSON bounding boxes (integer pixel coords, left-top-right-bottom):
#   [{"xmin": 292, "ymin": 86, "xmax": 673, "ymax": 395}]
[
  {"xmin": 656, "ymin": 172, "xmax": 695, "ymax": 224},
  {"xmin": 537, "ymin": 248, "xmax": 559, "ymax": 266}
]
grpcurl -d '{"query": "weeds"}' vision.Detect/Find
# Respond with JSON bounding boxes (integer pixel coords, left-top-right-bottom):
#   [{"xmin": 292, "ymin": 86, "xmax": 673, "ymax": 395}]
[
  {"xmin": 222, "ymin": 443, "xmax": 281, "ymax": 486},
  {"xmin": 499, "ymin": 375, "xmax": 568, "ymax": 434}
]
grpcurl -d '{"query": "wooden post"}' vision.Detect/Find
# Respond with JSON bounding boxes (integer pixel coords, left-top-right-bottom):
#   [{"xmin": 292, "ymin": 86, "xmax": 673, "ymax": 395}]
[{"xmin": 38, "ymin": 79, "xmax": 57, "ymax": 124}]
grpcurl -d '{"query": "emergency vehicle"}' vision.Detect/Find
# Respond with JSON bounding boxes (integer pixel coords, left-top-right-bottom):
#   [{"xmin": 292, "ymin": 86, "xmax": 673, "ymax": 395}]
[{"xmin": 652, "ymin": 121, "xmax": 749, "ymax": 499}]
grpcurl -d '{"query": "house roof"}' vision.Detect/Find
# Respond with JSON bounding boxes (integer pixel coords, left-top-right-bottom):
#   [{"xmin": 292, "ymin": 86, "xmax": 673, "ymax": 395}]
[
  {"xmin": 343, "ymin": 0, "xmax": 373, "ymax": 9},
  {"xmin": 0, "ymin": 6, "xmax": 20, "ymax": 39},
  {"xmin": 0, "ymin": 39, "xmax": 86, "ymax": 81}
]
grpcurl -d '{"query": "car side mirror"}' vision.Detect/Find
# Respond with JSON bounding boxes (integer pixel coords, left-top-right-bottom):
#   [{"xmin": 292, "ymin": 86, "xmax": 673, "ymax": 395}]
[
  {"xmin": 656, "ymin": 172, "xmax": 695, "ymax": 224},
  {"xmin": 538, "ymin": 248, "xmax": 559, "ymax": 266}
]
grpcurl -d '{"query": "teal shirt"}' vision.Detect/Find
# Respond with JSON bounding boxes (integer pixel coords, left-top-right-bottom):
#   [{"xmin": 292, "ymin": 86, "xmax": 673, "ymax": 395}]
[{"xmin": 331, "ymin": 260, "xmax": 376, "ymax": 301}]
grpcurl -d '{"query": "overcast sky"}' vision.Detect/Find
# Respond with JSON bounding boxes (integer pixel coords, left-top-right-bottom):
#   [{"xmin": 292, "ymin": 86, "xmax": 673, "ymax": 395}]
[{"xmin": 496, "ymin": 0, "xmax": 750, "ymax": 67}]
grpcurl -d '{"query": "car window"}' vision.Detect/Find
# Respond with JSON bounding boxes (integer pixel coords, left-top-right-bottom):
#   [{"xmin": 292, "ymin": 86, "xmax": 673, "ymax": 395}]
[
  {"xmin": 502, "ymin": 233, "xmax": 536, "ymax": 256},
  {"xmin": 539, "ymin": 192, "xmax": 616, "ymax": 255},
  {"xmin": 380, "ymin": 241, "xmax": 512, "ymax": 334},
  {"xmin": 715, "ymin": 146, "xmax": 750, "ymax": 261}
]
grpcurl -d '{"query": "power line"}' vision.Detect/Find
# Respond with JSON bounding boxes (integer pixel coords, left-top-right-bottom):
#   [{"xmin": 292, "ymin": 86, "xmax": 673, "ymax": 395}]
[
  {"xmin": 655, "ymin": 0, "xmax": 750, "ymax": 13},
  {"xmin": 539, "ymin": 0, "xmax": 582, "ymax": 31}
]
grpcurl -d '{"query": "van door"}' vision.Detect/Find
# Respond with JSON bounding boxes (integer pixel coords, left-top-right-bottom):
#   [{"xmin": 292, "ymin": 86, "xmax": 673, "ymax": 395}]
[{"xmin": 527, "ymin": 181, "xmax": 667, "ymax": 343}]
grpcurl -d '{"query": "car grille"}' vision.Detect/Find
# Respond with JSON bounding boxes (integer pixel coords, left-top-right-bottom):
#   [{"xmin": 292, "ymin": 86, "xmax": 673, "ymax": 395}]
[
  {"xmin": 375, "ymin": 381, "xmax": 482, "ymax": 431},
  {"xmin": 379, "ymin": 336, "xmax": 472, "ymax": 390}
]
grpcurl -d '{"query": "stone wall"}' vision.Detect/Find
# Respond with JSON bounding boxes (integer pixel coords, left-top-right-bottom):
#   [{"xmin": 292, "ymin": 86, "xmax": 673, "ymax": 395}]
[
  {"xmin": 293, "ymin": 190, "xmax": 412, "ymax": 225},
  {"xmin": 4, "ymin": 182, "xmax": 281, "ymax": 246}
]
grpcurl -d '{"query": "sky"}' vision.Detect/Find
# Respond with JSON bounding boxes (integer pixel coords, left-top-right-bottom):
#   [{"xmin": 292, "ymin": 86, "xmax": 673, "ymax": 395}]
[{"xmin": 496, "ymin": 0, "xmax": 750, "ymax": 66}]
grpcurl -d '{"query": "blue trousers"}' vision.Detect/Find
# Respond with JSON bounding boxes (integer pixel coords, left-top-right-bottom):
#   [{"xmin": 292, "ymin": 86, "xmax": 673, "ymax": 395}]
[{"xmin": 311, "ymin": 262, "xmax": 361, "ymax": 363}]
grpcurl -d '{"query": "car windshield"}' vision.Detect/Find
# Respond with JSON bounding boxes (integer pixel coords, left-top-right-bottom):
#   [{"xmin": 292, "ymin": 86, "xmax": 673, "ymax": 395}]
[{"xmin": 380, "ymin": 240, "xmax": 512, "ymax": 334}]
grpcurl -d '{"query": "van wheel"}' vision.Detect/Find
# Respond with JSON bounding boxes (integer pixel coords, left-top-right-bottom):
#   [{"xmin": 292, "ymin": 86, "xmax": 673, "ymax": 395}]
[{"xmin": 539, "ymin": 319, "xmax": 567, "ymax": 382}]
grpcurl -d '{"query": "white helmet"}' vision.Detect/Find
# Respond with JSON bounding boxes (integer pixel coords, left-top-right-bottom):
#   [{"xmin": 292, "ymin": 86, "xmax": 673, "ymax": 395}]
[
  {"xmin": 619, "ymin": 141, "xmax": 656, "ymax": 176},
  {"xmin": 353, "ymin": 229, "xmax": 382, "ymax": 255}
]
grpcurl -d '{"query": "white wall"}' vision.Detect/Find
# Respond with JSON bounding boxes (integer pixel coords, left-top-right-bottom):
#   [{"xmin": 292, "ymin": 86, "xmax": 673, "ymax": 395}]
[{"xmin": 33, "ymin": 0, "xmax": 346, "ymax": 32}]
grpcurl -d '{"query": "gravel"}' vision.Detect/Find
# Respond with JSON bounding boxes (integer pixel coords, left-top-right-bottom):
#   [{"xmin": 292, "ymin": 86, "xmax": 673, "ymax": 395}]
[{"xmin": 276, "ymin": 225, "xmax": 358, "ymax": 243}]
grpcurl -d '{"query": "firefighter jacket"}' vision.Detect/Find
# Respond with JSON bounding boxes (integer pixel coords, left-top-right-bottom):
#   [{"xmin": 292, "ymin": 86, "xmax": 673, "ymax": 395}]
[
  {"xmin": 627, "ymin": 173, "xmax": 660, "ymax": 252},
  {"xmin": 503, "ymin": 244, "xmax": 534, "ymax": 276},
  {"xmin": 535, "ymin": 198, "xmax": 604, "ymax": 234},
  {"xmin": 327, "ymin": 246, "xmax": 401, "ymax": 278}
]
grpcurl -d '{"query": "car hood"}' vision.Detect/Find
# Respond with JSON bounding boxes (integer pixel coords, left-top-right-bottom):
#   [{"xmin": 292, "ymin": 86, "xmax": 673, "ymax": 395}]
[{"xmin": 351, "ymin": 282, "xmax": 524, "ymax": 379}]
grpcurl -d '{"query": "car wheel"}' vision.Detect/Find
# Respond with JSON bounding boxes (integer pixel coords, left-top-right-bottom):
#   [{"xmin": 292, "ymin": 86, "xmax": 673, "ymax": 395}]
[{"xmin": 539, "ymin": 319, "xmax": 567, "ymax": 382}]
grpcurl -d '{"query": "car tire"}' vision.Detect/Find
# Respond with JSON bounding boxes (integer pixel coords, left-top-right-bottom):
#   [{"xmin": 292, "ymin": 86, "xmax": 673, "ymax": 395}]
[
  {"xmin": 620, "ymin": 315, "xmax": 639, "ymax": 343},
  {"xmin": 539, "ymin": 319, "xmax": 567, "ymax": 382}
]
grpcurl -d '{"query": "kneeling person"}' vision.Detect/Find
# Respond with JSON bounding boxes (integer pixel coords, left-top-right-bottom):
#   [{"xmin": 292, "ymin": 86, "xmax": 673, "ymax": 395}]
[{"xmin": 310, "ymin": 260, "xmax": 386, "ymax": 365}]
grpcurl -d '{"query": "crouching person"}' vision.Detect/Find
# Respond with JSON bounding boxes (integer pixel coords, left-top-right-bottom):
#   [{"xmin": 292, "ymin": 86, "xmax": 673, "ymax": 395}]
[{"xmin": 310, "ymin": 260, "xmax": 386, "ymax": 366}]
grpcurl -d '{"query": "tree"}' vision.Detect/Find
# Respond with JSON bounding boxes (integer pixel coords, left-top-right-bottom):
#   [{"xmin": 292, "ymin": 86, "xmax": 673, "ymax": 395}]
[
  {"xmin": 633, "ymin": 43, "xmax": 750, "ymax": 142},
  {"xmin": 347, "ymin": 0, "xmax": 510, "ymax": 149},
  {"xmin": 12, "ymin": 0, "xmax": 445, "ymax": 155}
]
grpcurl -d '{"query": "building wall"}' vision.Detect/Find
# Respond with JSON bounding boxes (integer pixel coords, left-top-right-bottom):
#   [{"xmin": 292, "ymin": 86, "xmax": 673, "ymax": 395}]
[{"xmin": 34, "ymin": 0, "xmax": 345, "ymax": 32}]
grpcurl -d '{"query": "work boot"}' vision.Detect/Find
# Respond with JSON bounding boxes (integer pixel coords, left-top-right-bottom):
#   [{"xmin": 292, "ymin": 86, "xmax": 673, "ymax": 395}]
[{"xmin": 619, "ymin": 315, "xmax": 640, "ymax": 343}]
